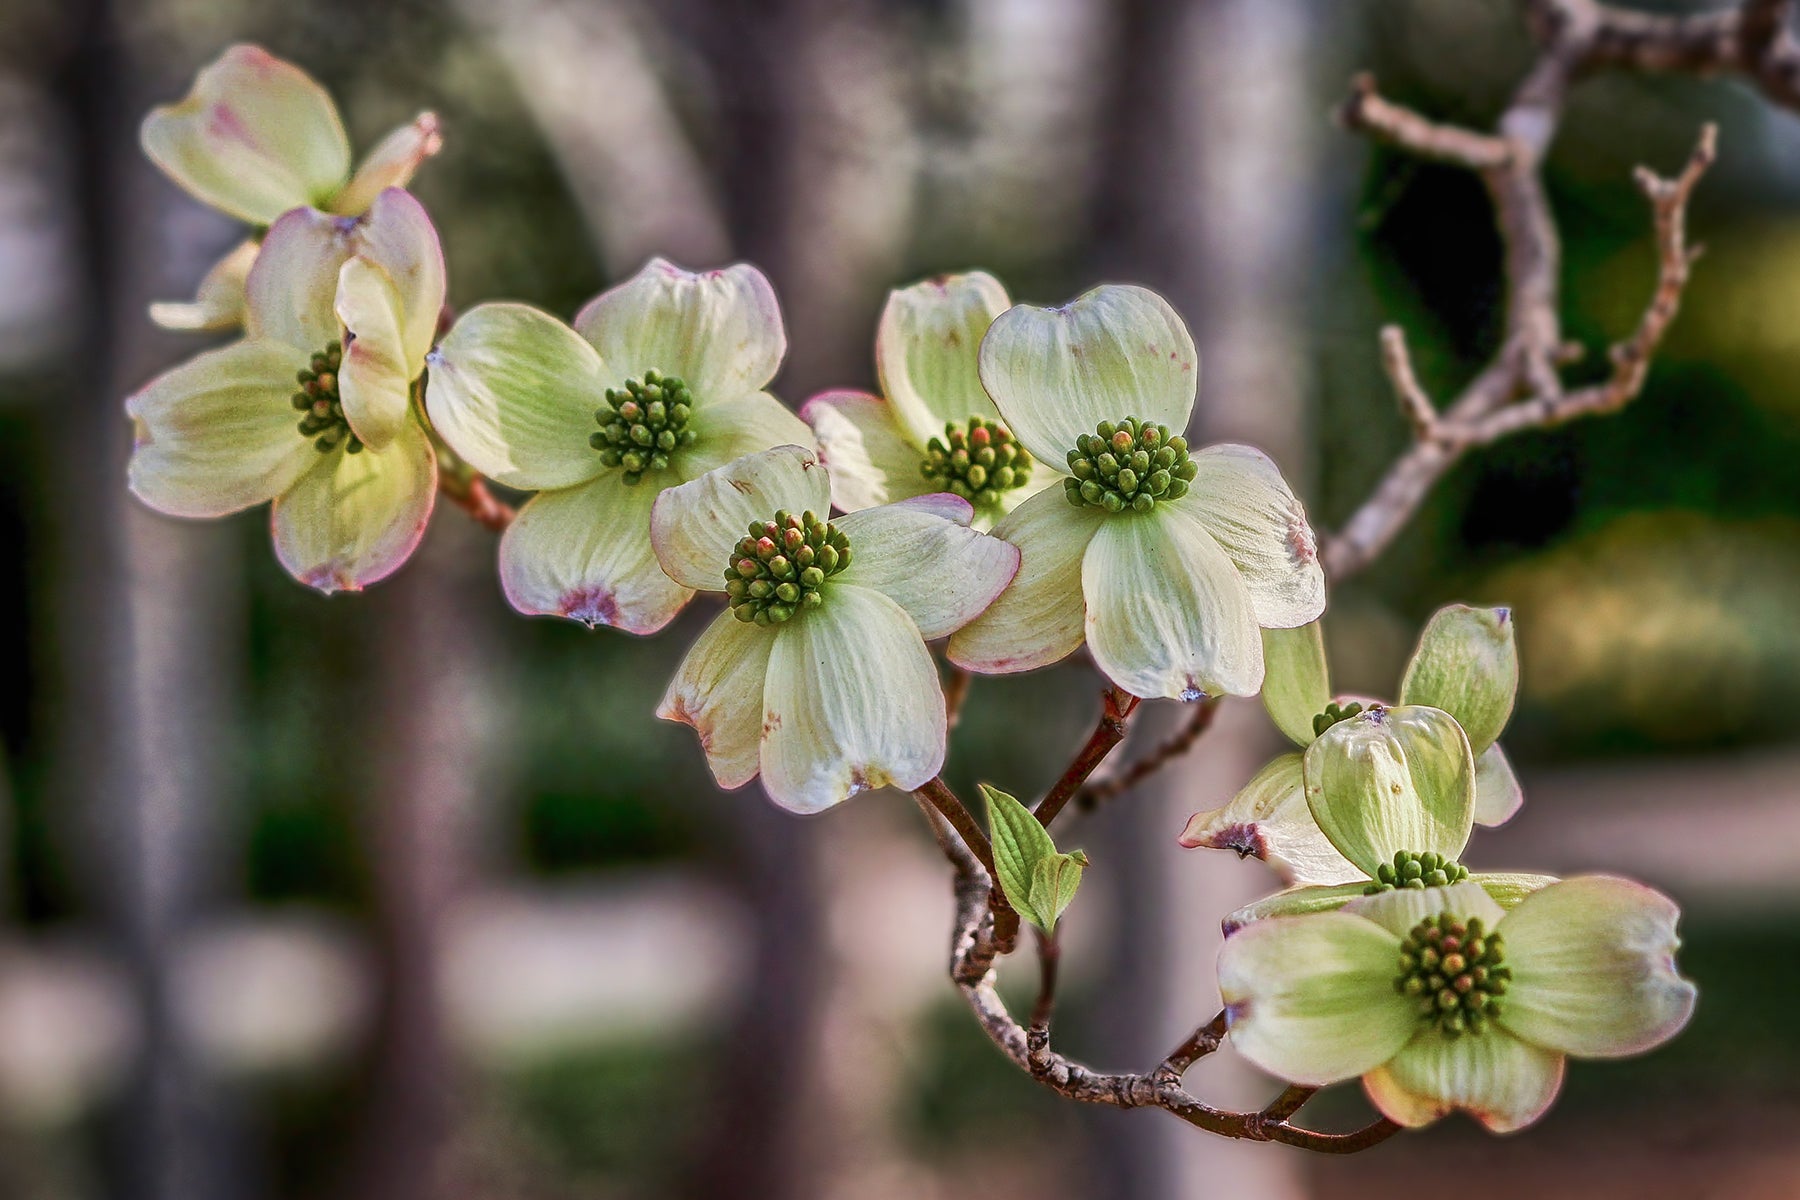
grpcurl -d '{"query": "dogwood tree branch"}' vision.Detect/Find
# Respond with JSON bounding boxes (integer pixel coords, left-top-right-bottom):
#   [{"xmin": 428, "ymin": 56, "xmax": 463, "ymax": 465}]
[
  {"xmin": 1074, "ymin": 696, "xmax": 1222, "ymax": 815},
  {"xmin": 436, "ymin": 471, "xmax": 516, "ymax": 532}
]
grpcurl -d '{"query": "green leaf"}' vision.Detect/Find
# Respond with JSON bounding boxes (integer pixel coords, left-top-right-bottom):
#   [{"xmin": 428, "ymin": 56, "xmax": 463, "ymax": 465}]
[
  {"xmin": 982, "ymin": 784, "xmax": 1067, "ymax": 932},
  {"xmin": 1026, "ymin": 850, "xmax": 1088, "ymax": 930},
  {"xmin": 1399, "ymin": 605, "xmax": 1518, "ymax": 755}
]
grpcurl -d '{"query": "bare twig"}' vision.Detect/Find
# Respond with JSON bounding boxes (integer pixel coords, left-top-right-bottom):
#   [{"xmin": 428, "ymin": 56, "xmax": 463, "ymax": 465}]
[
  {"xmin": 1076, "ymin": 696, "xmax": 1222, "ymax": 813},
  {"xmin": 915, "ymin": 776, "xmax": 995, "ymax": 879},
  {"xmin": 436, "ymin": 473, "xmax": 516, "ymax": 533},
  {"xmin": 1379, "ymin": 325, "xmax": 1440, "ymax": 441},
  {"xmin": 1031, "ymin": 687, "xmax": 1138, "ymax": 829},
  {"xmin": 942, "ymin": 664, "xmax": 973, "ymax": 732}
]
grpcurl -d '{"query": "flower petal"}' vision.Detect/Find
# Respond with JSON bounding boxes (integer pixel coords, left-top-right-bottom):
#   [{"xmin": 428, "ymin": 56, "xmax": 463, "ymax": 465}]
[
  {"xmin": 333, "ymin": 257, "xmax": 412, "ymax": 450},
  {"xmin": 140, "ymin": 44, "xmax": 349, "ymax": 225},
  {"xmin": 658, "ymin": 613, "xmax": 776, "ymax": 788},
  {"xmin": 126, "ymin": 339, "xmax": 318, "ymax": 517},
  {"xmin": 802, "ymin": 389, "xmax": 931, "ymax": 512},
  {"xmin": 874, "ymin": 271, "xmax": 1009, "ymax": 444},
  {"xmin": 1363, "ymin": 1029, "xmax": 1565, "ymax": 1133},
  {"xmin": 681, "ymin": 392, "xmax": 813, "ymax": 478},
  {"xmin": 946, "ymin": 487, "xmax": 1102, "ymax": 674},
  {"xmin": 1496, "ymin": 875, "xmax": 1697, "ymax": 1059},
  {"xmin": 1399, "ymin": 604, "xmax": 1518, "ymax": 755},
  {"xmin": 1260, "ymin": 622, "xmax": 1330, "ymax": 748},
  {"xmin": 271, "ymin": 419, "xmax": 436, "ymax": 593},
  {"xmin": 349, "ymin": 188, "xmax": 447, "ymax": 372},
  {"xmin": 244, "ymin": 206, "xmax": 355, "ymax": 353},
  {"xmin": 1302, "ymin": 705, "xmax": 1476, "ymax": 877},
  {"xmin": 1217, "ymin": 911, "xmax": 1417, "ymax": 1086},
  {"xmin": 760, "ymin": 584, "xmax": 945, "ymax": 813},
  {"xmin": 1178, "ymin": 753, "xmax": 1363, "ymax": 887},
  {"xmin": 330, "ymin": 112, "xmax": 443, "ymax": 216},
  {"xmin": 1474, "ymin": 742, "xmax": 1525, "ymax": 827},
  {"xmin": 1082, "ymin": 507, "xmax": 1262, "ymax": 700},
  {"xmin": 979, "ymin": 284, "xmax": 1197, "ymax": 468},
  {"xmin": 574, "ymin": 258, "xmax": 784, "ymax": 402},
  {"xmin": 650, "ymin": 445, "xmax": 829, "ymax": 592},
  {"xmin": 424, "ymin": 303, "xmax": 612, "ymax": 491},
  {"xmin": 1472, "ymin": 872, "xmax": 1560, "ymax": 909},
  {"xmin": 1345, "ymin": 880, "xmax": 1507, "ymax": 939},
  {"xmin": 1178, "ymin": 444, "xmax": 1324, "ymax": 629},
  {"xmin": 1221, "ymin": 883, "xmax": 1371, "ymax": 936},
  {"xmin": 499, "ymin": 472, "xmax": 691, "ymax": 633},
  {"xmin": 832, "ymin": 495, "xmax": 1020, "ymax": 639},
  {"xmin": 149, "ymin": 239, "xmax": 258, "ymax": 332}
]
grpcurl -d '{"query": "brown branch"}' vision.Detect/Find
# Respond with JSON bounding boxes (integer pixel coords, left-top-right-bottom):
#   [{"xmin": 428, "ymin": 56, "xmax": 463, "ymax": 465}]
[
  {"xmin": 1075, "ymin": 695, "xmax": 1221, "ymax": 813},
  {"xmin": 915, "ymin": 776, "xmax": 995, "ymax": 879},
  {"xmin": 1030, "ymin": 687, "xmax": 1137, "ymax": 829},
  {"xmin": 1339, "ymin": 73, "xmax": 1512, "ymax": 168},
  {"xmin": 942, "ymin": 663, "xmax": 973, "ymax": 732},
  {"xmin": 435, "ymin": 472, "xmax": 515, "ymax": 533}
]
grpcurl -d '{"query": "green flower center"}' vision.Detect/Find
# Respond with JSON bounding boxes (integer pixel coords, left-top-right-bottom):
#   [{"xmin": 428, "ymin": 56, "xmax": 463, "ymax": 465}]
[
  {"xmin": 1394, "ymin": 912, "xmax": 1510, "ymax": 1038},
  {"xmin": 291, "ymin": 341, "xmax": 362, "ymax": 455},
  {"xmin": 590, "ymin": 370, "xmax": 696, "ymax": 485},
  {"xmin": 1312, "ymin": 700, "xmax": 1365, "ymax": 738},
  {"xmin": 725, "ymin": 510, "xmax": 852, "ymax": 625},
  {"xmin": 1365, "ymin": 850, "xmax": 1472, "ymax": 895},
  {"xmin": 920, "ymin": 416, "xmax": 1034, "ymax": 508},
  {"xmin": 1062, "ymin": 417, "xmax": 1198, "ymax": 513}
]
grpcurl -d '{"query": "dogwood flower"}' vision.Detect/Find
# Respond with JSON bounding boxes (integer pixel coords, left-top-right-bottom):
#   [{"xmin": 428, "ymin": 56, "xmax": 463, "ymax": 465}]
[
  {"xmin": 127, "ymin": 189, "xmax": 446, "ymax": 592},
  {"xmin": 142, "ymin": 44, "xmax": 442, "ymax": 331},
  {"xmin": 651, "ymin": 446, "xmax": 1019, "ymax": 812},
  {"xmin": 424, "ymin": 259, "xmax": 811, "ymax": 632},
  {"xmin": 1212, "ymin": 703, "xmax": 1556, "ymax": 933},
  {"xmin": 802, "ymin": 272, "xmax": 1057, "ymax": 525},
  {"xmin": 1180, "ymin": 606, "xmax": 1524, "ymax": 884},
  {"xmin": 944, "ymin": 285, "xmax": 1324, "ymax": 700},
  {"xmin": 1218, "ymin": 877, "xmax": 1695, "ymax": 1132}
]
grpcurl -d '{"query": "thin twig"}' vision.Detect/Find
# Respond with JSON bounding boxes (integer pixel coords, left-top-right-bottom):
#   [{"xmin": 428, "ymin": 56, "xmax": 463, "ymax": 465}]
[
  {"xmin": 436, "ymin": 473, "xmax": 516, "ymax": 532},
  {"xmin": 1031, "ymin": 687, "xmax": 1137, "ymax": 829},
  {"xmin": 915, "ymin": 776, "xmax": 994, "ymax": 879},
  {"xmin": 1076, "ymin": 696, "xmax": 1221, "ymax": 813},
  {"xmin": 943, "ymin": 664, "xmax": 973, "ymax": 732}
]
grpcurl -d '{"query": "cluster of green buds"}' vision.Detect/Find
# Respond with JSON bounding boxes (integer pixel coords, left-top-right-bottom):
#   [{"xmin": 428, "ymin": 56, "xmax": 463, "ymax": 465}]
[
  {"xmin": 1366, "ymin": 850, "xmax": 1471, "ymax": 895},
  {"xmin": 920, "ymin": 416, "xmax": 1034, "ymax": 508},
  {"xmin": 1311, "ymin": 699, "xmax": 1365, "ymax": 738},
  {"xmin": 291, "ymin": 340, "xmax": 362, "ymax": 454},
  {"xmin": 1062, "ymin": 418, "xmax": 1198, "ymax": 513},
  {"xmin": 1394, "ymin": 913, "xmax": 1510, "ymax": 1037},
  {"xmin": 725, "ymin": 510, "xmax": 851, "ymax": 625},
  {"xmin": 591, "ymin": 370, "xmax": 696, "ymax": 484}
]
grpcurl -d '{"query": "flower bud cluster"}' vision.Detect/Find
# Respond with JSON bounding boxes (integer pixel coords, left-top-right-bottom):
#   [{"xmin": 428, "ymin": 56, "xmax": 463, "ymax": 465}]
[
  {"xmin": 1366, "ymin": 850, "xmax": 1471, "ymax": 895},
  {"xmin": 725, "ymin": 510, "xmax": 852, "ymax": 625},
  {"xmin": 1395, "ymin": 913, "xmax": 1510, "ymax": 1038},
  {"xmin": 591, "ymin": 370, "xmax": 697, "ymax": 484},
  {"xmin": 920, "ymin": 416, "xmax": 1033, "ymax": 508},
  {"xmin": 1311, "ymin": 700, "xmax": 1365, "ymax": 738},
  {"xmin": 1062, "ymin": 418, "xmax": 1198, "ymax": 513},
  {"xmin": 291, "ymin": 341, "xmax": 362, "ymax": 454}
]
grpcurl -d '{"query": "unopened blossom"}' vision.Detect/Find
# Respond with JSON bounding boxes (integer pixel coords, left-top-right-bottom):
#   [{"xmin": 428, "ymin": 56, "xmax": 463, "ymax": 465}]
[
  {"xmin": 1181, "ymin": 606, "xmax": 1525, "ymax": 885},
  {"xmin": 1219, "ymin": 878, "xmax": 1695, "ymax": 1132},
  {"xmin": 945, "ymin": 285, "xmax": 1324, "ymax": 700},
  {"xmin": 652, "ymin": 446, "xmax": 1019, "ymax": 812},
  {"xmin": 127, "ymin": 189, "xmax": 446, "ymax": 591},
  {"xmin": 142, "ymin": 44, "xmax": 442, "ymax": 331},
  {"xmin": 1213, "ymin": 704, "xmax": 1554, "ymax": 934},
  {"xmin": 802, "ymin": 272, "xmax": 1056, "ymax": 525},
  {"xmin": 424, "ymin": 259, "xmax": 811, "ymax": 632}
]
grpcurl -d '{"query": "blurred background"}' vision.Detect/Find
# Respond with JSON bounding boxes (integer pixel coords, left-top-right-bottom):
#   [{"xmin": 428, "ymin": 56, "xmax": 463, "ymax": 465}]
[{"xmin": 3, "ymin": 0, "xmax": 1798, "ymax": 1197}]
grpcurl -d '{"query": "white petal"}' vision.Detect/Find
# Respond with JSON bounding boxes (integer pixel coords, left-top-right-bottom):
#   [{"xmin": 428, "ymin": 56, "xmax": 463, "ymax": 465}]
[
  {"xmin": 424, "ymin": 303, "xmax": 612, "ymax": 491},
  {"xmin": 1217, "ymin": 911, "xmax": 1417, "ymax": 1086},
  {"xmin": 1260, "ymin": 622, "xmax": 1331, "ymax": 748},
  {"xmin": 802, "ymin": 389, "xmax": 931, "ymax": 512},
  {"xmin": 149, "ymin": 239, "xmax": 257, "ymax": 332},
  {"xmin": 271, "ymin": 420, "xmax": 436, "ymax": 592},
  {"xmin": 1496, "ymin": 876, "xmax": 1697, "ymax": 1059},
  {"xmin": 874, "ymin": 271, "xmax": 1009, "ymax": 444},
  {"xmin": 1399, "ymin": 604, "xmax": 1519, "ymax": 755},
  {"xmin": 1178, "ymin": 444, "xmax": 1324, "ymax": 629},
  {"xmin": 244, "ymin": 206, "xmax": 354, "ymax": 353},
  {"xmin": 1474, "ymin": 742, "xmax": 1525, "ymax": 827},
  {"xmin": 349, "ymin": 188, "xmax": 446, "ymax": 371},
  {"xmin": 140, "ymin": 44, "xmax": 349, "ymax": 224},
  {"xmin": 681, "ymin": 391, "xmax": 813, "ymax": 478},
  {"xmin": 978, "ymin": 284, "xmax": 1198, "ymax": 468},
  {"xmin": 499, "ymin": 472, "xmax": 691, "ymax": 633},
  {"xmin": 330, "ymin": 112, "xmax": 442, "ymax": 216},
  {"xmin": 1365, "ymin": 1030, "xmax": 1565, "ymax": 1133},
  {"xmin": 1082, "ymin": 507, "xmax": 1262, "ymax": 700},
  {"xmin": 1345, "ymin": 880, "xmax": 1508, "ymax": 939},
  {"xmin": 1221, "ymin": 884, "xmax": 1372, "ymax": 936},
  {"xmin": 1178, "ymin": 753, "xmax": 1364, "ymax": 887},
  {"xmin": 760, "ymin": 585, "xmax": 945, "ymax": 813},
  {"xmin": 832, "ymin": 495, "xmax": 1020, "ymax": 639},
  {"xmin": 1302, "ymin": 705, "xmax": 1476, "ymax": 878},
  {"xmin": 574, "ymin": 258, "xmax": 785, "ymax": 403},
  {"xmin": 126, "ymin": 339, "xmax": 317, "ymax": 518},
  {"xmin": 650, "ymin": 445, "xmax": 829, "ymax": 592},
  {"xmin": 946, "ymin": 487, "xmax": 1101, "ymax": 674},
  {"xmin": 658, "ymin": 613, "xmax": 776, "ymax": 788},
  {"xmin": 333, "ymin": 257, "xmax": 412, "ymax": 450}
]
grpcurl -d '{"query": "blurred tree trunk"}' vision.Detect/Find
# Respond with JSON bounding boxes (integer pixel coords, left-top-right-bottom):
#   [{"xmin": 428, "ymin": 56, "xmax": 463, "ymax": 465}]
[
  {"xmin": 1084, "ymin": 1, "xmax": 1319, "ymax": 1198},
  {"xmin": 52, "ymin": 3, "xmax": 247, "ymax": 1199}
]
